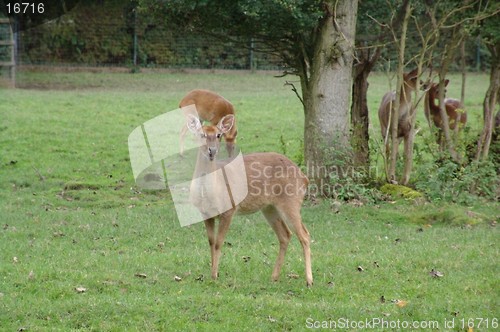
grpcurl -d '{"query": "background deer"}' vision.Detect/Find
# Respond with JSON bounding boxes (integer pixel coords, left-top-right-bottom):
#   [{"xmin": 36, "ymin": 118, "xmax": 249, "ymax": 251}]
[
  {"xmin": 424, "ymin": 79, "xmax": 467, "ymax": 145},
  {"xmin": 378, "ymin": 68, "xmax": 419, "ymax": 184},
  {"xmin": 186, "ymin": 113, "xmax": 313, "ymax": 286},
  {"xmin": 378, "ymin": 68, "xmax": 419, "ymax": 147},
  {"xmin": 179, "ymin": 89, "xmax": 237, "ymax": 157}
]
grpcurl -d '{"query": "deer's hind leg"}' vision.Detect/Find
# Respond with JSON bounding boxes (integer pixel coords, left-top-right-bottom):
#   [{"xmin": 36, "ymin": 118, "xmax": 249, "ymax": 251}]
[
  {"xmin": 262, "ymin": 206, "xmax": 292, "ymax": 282},
  {"xmin": 276, "ymin": 203, "xmax": 313, "ymax": 287}
]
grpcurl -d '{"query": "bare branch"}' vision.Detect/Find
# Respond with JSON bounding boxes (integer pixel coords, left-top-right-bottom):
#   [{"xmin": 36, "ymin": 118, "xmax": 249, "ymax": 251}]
[{"xmin": 284, "ymin": 81, "xmax": 304, "ymax": 107}]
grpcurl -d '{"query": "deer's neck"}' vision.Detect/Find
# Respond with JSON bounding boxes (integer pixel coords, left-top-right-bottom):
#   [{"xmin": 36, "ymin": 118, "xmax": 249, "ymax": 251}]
[
  {"xmin": 427, "ymin": 91, "xmax": 441, "ymax": 115},
  {"xmin": 398, "ymin": 84, "xmax": 414, "ymax": 119},
  {"xmin": 190, "ymin": 148, "xmax": 224, "ymax": 216}
]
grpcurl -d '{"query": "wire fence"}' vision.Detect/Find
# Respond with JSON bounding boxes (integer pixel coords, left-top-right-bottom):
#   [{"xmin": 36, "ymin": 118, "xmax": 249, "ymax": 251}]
[{"xmin": 0, "ymin": 8, "xmax": 284, "ymax": 73}]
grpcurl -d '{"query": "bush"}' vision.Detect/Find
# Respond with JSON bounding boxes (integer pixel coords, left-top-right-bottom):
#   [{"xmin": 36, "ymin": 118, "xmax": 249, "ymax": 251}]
[{"xmin": 414, "ymin": 158, "xmax": 499, "ymax": 204}]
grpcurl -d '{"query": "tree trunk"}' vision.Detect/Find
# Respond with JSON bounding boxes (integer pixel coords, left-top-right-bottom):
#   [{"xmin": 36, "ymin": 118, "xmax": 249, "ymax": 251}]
[
  {"xmin": 388, "ymin": 0, "xmax": 411, "ymax": 183},
  {"xmin": 351, "ymin": 47, "xmax": 381, "ymax": 171},
  {"xmin": 302, "ymin": 0, "xmax": 357, "ymax": 196},
  {"xmin": 476, "ymin": 42, "xmax": 500, "ymax": 161}
]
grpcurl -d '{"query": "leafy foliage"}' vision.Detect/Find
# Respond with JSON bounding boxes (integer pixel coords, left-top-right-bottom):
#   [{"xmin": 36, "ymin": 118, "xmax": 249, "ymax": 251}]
[{"xmin": 415, "ymin": 159, "xmax": 499, "ymax": 204}]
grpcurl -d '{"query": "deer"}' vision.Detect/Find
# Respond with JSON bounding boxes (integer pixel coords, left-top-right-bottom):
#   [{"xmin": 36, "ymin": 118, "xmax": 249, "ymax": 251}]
[
  {"xmin": 378, "ymin": 68, "xmax": 419, "ymax": 184},
  {"xmin": 423, "ymin": 79, "xmax": 467, "ymax": 145},
  {"xmin": 185, "ymin": 113, "xmax": 313, "ymax": 287},
  {"xmin": 378, "ymin": 68, "xmax": 419, "ymax": 148},
  {"xmin": 179, "ymin": 89, "xmax": 238, "ymax": 157}
]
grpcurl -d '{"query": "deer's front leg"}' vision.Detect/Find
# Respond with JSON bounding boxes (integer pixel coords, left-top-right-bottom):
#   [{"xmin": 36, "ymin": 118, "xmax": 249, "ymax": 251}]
[{"xmin": 204, "ymin": 218, "xmax": 217, "ymax": 279}]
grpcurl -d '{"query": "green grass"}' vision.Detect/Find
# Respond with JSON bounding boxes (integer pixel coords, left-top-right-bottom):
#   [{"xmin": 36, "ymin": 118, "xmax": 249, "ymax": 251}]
[{"xmin": 0, "ymin": 69, "xmax": 498, "ymax": 331}]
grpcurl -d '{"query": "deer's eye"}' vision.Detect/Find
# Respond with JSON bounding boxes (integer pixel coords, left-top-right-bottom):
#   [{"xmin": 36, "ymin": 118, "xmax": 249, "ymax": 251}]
[{"xmin": 216, "ymin": 133, "xmax": 222, "ymax": 139}]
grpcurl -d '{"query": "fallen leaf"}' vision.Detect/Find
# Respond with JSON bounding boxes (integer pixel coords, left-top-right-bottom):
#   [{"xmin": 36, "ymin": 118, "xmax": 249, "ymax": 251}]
[
  {"xmin": 327, "ymin": 281, "xmax": 335, "ymax": 288},
  {"xmin": 174, "ymin": 275, "xmax": 182, "ymax": 282},
  {"xmin": 195, "ymin": 274, "xmax": 204, "ymax": 282},
  {"xmin": 242, "ymin": 256, "xmax": 251, "ymax": 263},
  {"xmin": 380, "ymin": 295, "xmax": 386, "ymax": 303},
  {"xmin": 134, "ymin": 273, "xmax": 147, "ymax": 279},
  {"xmin": 12, "ymin": 257, "xmax": 19, "ymax": 264},
  {"xmin": 28, "ymin": 270, "xmax": 35, "ymax": 280},
  {"xmin": 268, "ymin": 316, "xmax": 277, "ymax": 323},
  {"xmin": 357, "ymin": 266, "xmax": 364, "ymax": 272},
  {"xmin": 392, "ymin": 299, "xmax": 408, "ymax": 308},
  {"xmin": 287, "ymin": 273, "xmax": 299, "ymax": 279},
  {"xmin": 429, "ymin": 269, "xmax": 444, "ymax": 278},
  {"xmin": 75, "ymin": 287, "xmax": 87, "ymax": 293}
]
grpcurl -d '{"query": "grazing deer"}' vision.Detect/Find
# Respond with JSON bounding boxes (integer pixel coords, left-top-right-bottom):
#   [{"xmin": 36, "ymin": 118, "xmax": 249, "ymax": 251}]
[
  {"xmin": 424, "ymin": 79, "xmax": 467, "ymax": 145},
  {"xmin": 179, "ymin": 89, "xmax": 237, "ymax": 157},
  {"xmin": 378, "ymin": 68, "xmax": 419, "ymax": 146},
  {"xmin": 186, "ymin": 113, "xmax": 313, "ymax": 286}
]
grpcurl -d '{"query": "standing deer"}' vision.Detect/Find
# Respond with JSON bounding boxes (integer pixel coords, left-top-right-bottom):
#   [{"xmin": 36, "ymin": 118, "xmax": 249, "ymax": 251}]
[
  {"xmin": 424, "ymin": 79, "xmax": 467, "ymax": 145},
  {"xmin": 179, "ymin": 89, "xmax": 237, "ymax": 157},
  {"xmin": 378, "ymin": 68, "xmax": 419, "ymax": 147},
  {"xmin": 378, "ymin": 68, "xmax": 419, "ymax": 184},
  {"xmin": 186, "ymin": 113, "xmax": 313, "ymax": 286}
]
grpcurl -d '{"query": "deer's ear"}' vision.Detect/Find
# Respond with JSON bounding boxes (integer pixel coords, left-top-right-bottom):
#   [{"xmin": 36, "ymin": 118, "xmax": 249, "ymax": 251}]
[
  {"xmin": 186, "ymin": 114, "xmax": 202, "ymax": 134},
  {"xmin": 217, "ymin": 115, "xmax": 234, "ymax": 134}
]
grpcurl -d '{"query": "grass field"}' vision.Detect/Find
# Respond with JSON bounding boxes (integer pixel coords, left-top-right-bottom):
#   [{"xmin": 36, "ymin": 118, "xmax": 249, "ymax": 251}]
[{"xmin": 0, "ymin": 69, "xmax": 498, "ymax": 331}]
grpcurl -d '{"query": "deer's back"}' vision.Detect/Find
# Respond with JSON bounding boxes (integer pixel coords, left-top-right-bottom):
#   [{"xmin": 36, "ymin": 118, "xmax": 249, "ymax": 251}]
[
  {"xmin": 179, "ymin": 89, "xmax": 234, "ymax": 124},
  {"xmin": 236, "ymin": 152, "xmax": 308, "ymax": 215},
  {"xmin": 378, "ymin": 91, "xmax": 395, "ymax": 135}
]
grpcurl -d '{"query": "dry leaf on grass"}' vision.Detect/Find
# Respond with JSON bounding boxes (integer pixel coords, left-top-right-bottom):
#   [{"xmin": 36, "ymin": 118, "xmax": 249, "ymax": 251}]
[
  {"xmin": 134, "ymin": 273, "xmax": 147, "ymax": 279},
  {"xmin": 75, "ymin": 287, "xmax": 87, "ymax": 293},
  {"xmin": 392, "ymin": 299, "xmax": 408, "ymax": 308},
  {"xmin": 429, "ymin": 269, "xmax": 444, "ymax": 278}
]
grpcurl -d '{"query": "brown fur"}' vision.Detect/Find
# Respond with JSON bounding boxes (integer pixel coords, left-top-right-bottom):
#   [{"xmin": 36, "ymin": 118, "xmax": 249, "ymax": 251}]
[
  {"xmin": 187, "ymin": 115, "xmax": 312, "ymax": 286},
  {"xmin": 424, "ymin": 80, "xmax": 467, "ymax": 133},
  {"xmin": 179, "ymin": 89, "xmax": 237, "ymax": 157}
]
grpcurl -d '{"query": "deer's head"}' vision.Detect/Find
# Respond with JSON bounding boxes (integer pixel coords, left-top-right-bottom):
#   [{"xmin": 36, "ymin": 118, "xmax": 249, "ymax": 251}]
[
  {"xmin": 187, "ymin": 114, "xmax": 234, "ymax": 161},
  {"xmin": 428, "ymin": 79, "xmax": 450, "ymax": 100},
  {"xmin": 403, "ymin": 68, "xmax": 419, "ymax": 91}
]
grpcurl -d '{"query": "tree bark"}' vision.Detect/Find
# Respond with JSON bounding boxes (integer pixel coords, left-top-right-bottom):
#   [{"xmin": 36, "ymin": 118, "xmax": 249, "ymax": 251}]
[
  {"xmin": 388, "ymin": 0, "xmax": 411, "ymax": 183},
  {"xmin": 351, "ymin": 47, "xmax": 381, "ymax": 170},
  {"xmin": 476, "ymin": 42, "xmax": 500, "ymax": 161},
  {"xmin": 302, "ymin": 0, "xmax": 357, "ymax": 195}
]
